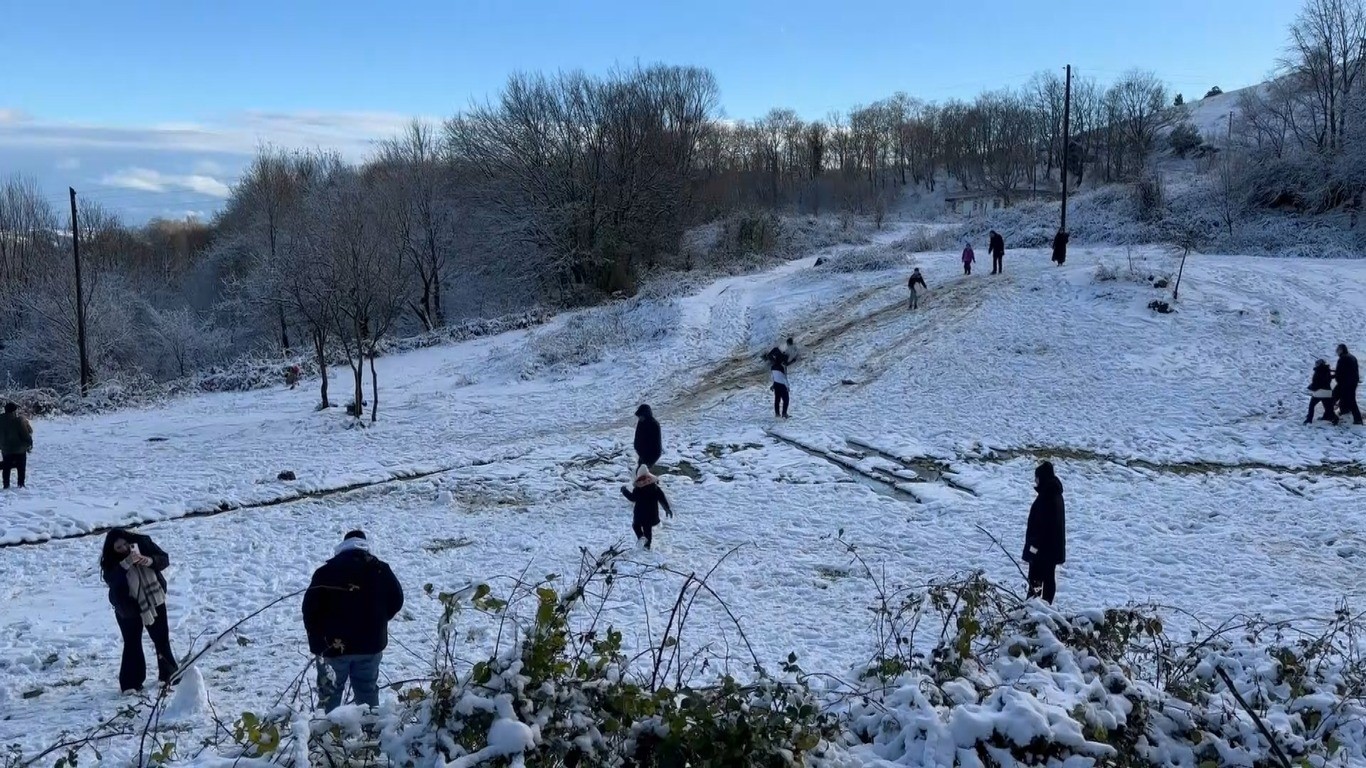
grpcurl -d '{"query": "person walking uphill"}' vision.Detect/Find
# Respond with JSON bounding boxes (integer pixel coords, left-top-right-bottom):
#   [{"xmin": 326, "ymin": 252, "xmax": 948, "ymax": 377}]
[
  {"xmin": 764, "ymin": 343, "xmax": 792, "ymax": 418},
  {"xmin": 1306, "ymin": 359, "xmax": 1340, "ymax": 425},
  {"xmin": 303, "ymin": 530, "xmax": 404, "ymax": 712},
  {"xmin": 907, "ymin": 268, "xmax": 927, "ymax": 309},
  {"xmin": 1336, "ymin": 344, "xmax": 1362, "ymax": 425},
  {"xmin": 0, "ymin": 402, "xmax": 33, "ymax": 489},
  {"xmin": 621, "ymin": 464, "xmax": 673, "ymax": 550},
  {"xmin": 988, "ymin": 230, "xmax": 1006, "ymax": 275},
  {"xmin": 961, "ymin": 242, "xmax": 976, "ymax": 276},
  {"xmin": 1022, "ymin": 462, "xmax": 1066, "ymax": 604},
  {"xmin": 634, "ymin": 404, "xmax": 662, "ymax": 470},
  {"xmin": 100, "ymin": 529, "xmax": 178, "ymax": 694}
]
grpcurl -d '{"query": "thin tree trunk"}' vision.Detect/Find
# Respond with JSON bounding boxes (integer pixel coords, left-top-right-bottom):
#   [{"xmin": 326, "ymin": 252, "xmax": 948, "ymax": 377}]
[
  {"xmin": 278, "ymin": 304, "xmax": 290, "ymax": 353},
  {"xmin": 314, "ymin": 328, "xmax": 329, "ymax": 408},
  {"xmin": 369, "ymin": 351, "xmax": 379, "ymax": 423}
]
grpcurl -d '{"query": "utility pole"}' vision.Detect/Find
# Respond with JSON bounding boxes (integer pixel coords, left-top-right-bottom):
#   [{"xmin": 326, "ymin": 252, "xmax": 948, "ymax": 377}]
[
  {"xmin": 1057, "ymin": 64, "xmax": 1072, "ymax": 264},
  {"xmin": 68, "ymin": 187, "xmax": 91, "ymax": 396},
  {"xmin": 1227, "ymin": 111, "xmax": 1233, "ymax": 144}
]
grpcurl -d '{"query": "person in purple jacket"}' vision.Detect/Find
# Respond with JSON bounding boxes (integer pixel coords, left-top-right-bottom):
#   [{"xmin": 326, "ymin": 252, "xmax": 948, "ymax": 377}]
[{"xmin": 961, "ymin": 242, "xmax": 975, "ymax": 276}]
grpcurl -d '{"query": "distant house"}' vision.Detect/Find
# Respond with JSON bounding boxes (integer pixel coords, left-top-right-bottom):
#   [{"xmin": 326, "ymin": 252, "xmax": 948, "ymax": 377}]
[{"xmin": 944, "ymin": 189, "xmax": 1059, "ymax": 215}]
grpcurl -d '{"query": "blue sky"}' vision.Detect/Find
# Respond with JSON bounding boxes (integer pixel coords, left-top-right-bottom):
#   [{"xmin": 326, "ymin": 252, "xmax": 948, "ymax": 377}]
[{"xmin": 2, "ymin": 0, "xmax": 1299, "ymax": 220}]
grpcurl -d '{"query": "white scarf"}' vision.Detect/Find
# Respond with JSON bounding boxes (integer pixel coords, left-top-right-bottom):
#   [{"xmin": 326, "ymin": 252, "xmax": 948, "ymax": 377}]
[
  {"xmin": 126, "ymin": 562, "xmax": 166, "ymax": 627},
  {"xmin": 771, "ymin": 369, "xmax": 788, "ymax": 387},
  {"xmin": 335, "ymin": 537, "xmax": 371, "ymax": 556}
]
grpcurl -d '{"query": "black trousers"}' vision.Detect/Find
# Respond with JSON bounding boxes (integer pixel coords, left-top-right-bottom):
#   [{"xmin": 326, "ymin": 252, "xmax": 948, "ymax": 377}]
[
  {"xmin": 1337, "ymin": 385, "xmax": 1363, "ymax": 424},
  {"xmin": 632, "ymin": 521, "xmax": 653, "ymax": 549},
  {"xmin": 773, "ymin": 383, "xmax": 790, "ymax": 417},
  {"xmin": 1, "ymin": 452, "xmax": 25, "ymax": 488},
  {"xmin": 991, "ymin": 255, "xmax": 1003, "ymax": 274},
  {"xmin": 1027, "ymin": 560, "xmax": 1057, "ymax": 604},
  {"xmin": 1307, "ymin": 397, "xmax": 1339, "ymax": 423},
  {"xmin": 115, "ymin": 604, "xmax": 177, "ymax": 691},
  {"xmin": 963, "ymin": 263, "xmax": 972, "ymax": 275}
]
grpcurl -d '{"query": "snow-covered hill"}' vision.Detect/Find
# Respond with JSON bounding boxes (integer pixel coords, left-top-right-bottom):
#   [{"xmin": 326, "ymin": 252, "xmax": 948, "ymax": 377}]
[{"xmin": 1, "ymin": 227, "xmax": 1364, "ymax": 761}]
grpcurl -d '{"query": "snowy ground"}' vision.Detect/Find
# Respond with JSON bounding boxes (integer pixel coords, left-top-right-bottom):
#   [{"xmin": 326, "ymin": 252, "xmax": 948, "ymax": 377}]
[{"xmin": 1, "ymin": 226, "xmax": 1364, "ymax": 760}]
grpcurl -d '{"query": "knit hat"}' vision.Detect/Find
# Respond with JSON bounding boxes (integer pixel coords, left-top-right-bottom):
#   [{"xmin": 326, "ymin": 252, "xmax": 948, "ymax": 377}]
[
  {"xmin": 343, "ymin": 530, "xmax": 366, "ymax": 541},
  {"xmin": 635, "ymin": 464, "xmax": 651, "ymax": 481}
]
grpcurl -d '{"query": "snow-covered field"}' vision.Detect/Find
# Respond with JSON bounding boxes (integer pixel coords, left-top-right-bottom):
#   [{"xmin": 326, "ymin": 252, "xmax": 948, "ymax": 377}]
[{"xmin": 1, "ymin": 226, "xmax": 1364, "ymax": 762}]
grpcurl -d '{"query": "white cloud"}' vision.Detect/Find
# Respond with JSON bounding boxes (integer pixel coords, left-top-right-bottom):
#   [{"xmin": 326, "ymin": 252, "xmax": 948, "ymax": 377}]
[
  {"xmin": 56, "ymin": 156, "xmax": 81, "ymax": 170},
  {"xmin": 0, "ymin": 108, "xmax": 426, "ymax": 160},
  {"xmin": 100, "ymin": 167, "xmax": 232, "ymax": 198},
  {"xmin": 192, "ymin": 158, "xmax": 225, "ymax": 175}
]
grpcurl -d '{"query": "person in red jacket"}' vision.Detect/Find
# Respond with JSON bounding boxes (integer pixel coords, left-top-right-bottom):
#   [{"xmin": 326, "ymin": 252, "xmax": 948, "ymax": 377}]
[{"xmin": 961, "ymin": 242, "xmax": 976, "ymax": 275}]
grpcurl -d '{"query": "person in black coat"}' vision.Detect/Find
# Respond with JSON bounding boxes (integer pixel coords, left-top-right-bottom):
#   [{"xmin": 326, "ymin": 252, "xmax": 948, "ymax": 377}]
[
  {"xmin": 621, "ymin": 465, "xmax": 673, "ymax": 550},
  {"xmin": 1022, "ymin": 462, "xmax": 1066, "ymax": 604},
  {"xmin": 1335, "ymin": 344, "xmax": 1363, "ymax": 425},
  {"xmin": 764, "ymin": 343, "xmax": 793, "ymax": 418},
  {"xmin": 1306, "ymin": 359, "xmax": 1339, "ymax": 425},
  {"xmin": 907, "ymin": 268, "xmax": 927, "ymax": 310},
  {"xmin": 302, "ymin": 530, "xmax": 404, "ymax": 711},
  {"xmin": 1051, "ymin": 229, "xmax": 1068, "ymax": 265},
  {"xmin": 634, "ymin": 404, "xmax": 663, "ymax": 469},
  {"xmin": 100, "ymin": 529, "xmax": 178, "ymax": 693},
  {"xmin": 988, "ymin": 230, "xmax": 1006, "ymax": 275}
]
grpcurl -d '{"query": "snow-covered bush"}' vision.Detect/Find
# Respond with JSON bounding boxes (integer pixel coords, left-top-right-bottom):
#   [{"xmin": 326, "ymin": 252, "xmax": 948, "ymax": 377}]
[
  {"xmin": 522, "ymin": 298, "xmax": 679, "ymax": 374},
  {"xmin": 816, "ymin": 243, "xmax": 908, "ymax": 274},
  {"xmin": 830, "ymin": 550, "xmax": 1366, "ymax": 767}
]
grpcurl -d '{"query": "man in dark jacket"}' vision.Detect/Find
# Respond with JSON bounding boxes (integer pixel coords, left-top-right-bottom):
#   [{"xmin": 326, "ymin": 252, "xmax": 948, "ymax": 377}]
[
  {"xmin": 988, "ymin": 230, "xmax": 1005, "ymax": 275},
  {"xmin": 302, "ymin": 530, "xmax": 404, "ymax": 712},
  {"xmin": 1022, "ymin": 462, "xmax": 1066, "ymax": 604},
  {"xmin": 1051, "ymin": 230, "xmax": 1068, "ymax": 266},
  {"xmin": 634, "ymin": 404, "xmax": 662, "ymax": 469},
  {"xmin": 1336, "ymin": 344, "xmax": 1362, "ymax": 425},
  {"xmin": 0, "ymin": 402, "xmax": 33, "ymax": 489}
]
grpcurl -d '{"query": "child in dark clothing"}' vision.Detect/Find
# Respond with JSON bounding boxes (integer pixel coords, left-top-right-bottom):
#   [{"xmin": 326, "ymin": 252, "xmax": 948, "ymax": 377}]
[
  {"xmin": 1306, "ymin": 359, "xmax": 1340, "ymax": 425},
  {"xmin": 621, "ymin": 465, "xmax": 672, "ymax": 550}
]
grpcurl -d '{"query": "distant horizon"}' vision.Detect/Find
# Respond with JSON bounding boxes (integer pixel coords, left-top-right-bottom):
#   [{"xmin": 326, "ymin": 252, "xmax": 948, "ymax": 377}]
[{"xmin": 1, "ymin": 0, "xmax": 1300, "ymax": 221}]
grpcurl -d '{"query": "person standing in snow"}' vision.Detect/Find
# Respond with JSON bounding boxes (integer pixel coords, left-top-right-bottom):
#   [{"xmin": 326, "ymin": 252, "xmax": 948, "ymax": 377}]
[
  {"xmin": 0, "ymin": 402, "xmax": 33, "ymax": 489},
  {"xmin": 621, "ymin": 464, "xmax": 673, "ymax": 550},
  {"xmin": 100, "ymin": 529, "xmax": 178, "ymax": 694},
  {"xmin": 1022, "ymin": 462, "xmax": 1066, "ymax": 604},
  {"xmin": 1306, "ymin": 359, "xmax": 1340, "ymax": 425},
  {"xmin": 1334, "ymin": 344, "xmax": 1362, "ymax": 425},
  {"xmin": 961, "ymin": 242, "xmax": 975, "ymax": 275},
  {"xmin": 988, "ymin": 230, "xmax": 1006, "ymax": 275},
  {"xmin": 907, "ymin": 268, "xmax": 927, "ymax": 309},
  {"xmin": 764, "ymin": 343, "xmax": 792, "ymax": 418},
  {"xmin": 303, "ymin": 530, "xmax": 404, "ymax": 712},
  {"xmin": 1051, "ymin": 229, "xmax": 1069, "ymax": 265},
  {"xmin": 633, "ymin": 404, "xmax": 663, "ymax": 470}
]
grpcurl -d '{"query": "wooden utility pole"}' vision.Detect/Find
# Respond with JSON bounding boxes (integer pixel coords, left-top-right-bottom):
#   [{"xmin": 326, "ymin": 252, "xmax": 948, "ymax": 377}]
[
  {"xmin": 68, "ymin": 187, "xmax": 91, "ymax": 396},
  {"xmin": 1060, "ymin": 64, "xmax": 1072, "ymax": 232}
]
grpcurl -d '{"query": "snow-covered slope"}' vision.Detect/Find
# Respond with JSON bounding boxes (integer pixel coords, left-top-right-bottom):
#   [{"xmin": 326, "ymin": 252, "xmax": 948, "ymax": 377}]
[{"xmin": 1, "ymin": 230, "xmax": 1364, "ymax": 759}]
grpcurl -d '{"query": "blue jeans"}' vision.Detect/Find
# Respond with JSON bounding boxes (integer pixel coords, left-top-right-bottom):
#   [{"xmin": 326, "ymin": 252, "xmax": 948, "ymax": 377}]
[{"xmin": 317, "ymin": 653, "xmax": 382, "ymax": 712}]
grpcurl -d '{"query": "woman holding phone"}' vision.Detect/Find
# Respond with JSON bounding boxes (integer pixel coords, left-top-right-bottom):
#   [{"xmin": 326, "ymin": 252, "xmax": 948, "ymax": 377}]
[{"xmin": 100, "ymin": 529, "xmax": 178, "ymax": 693}]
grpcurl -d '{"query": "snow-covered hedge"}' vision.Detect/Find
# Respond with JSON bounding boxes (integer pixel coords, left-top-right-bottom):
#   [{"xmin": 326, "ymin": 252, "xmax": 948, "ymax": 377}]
[
  {"xmin": 17, "ymin": 551, "xmax": 1365, "ymax": 767},
  {"xmin": 522, "ymin": 298, "xmax": 678, "ymax": 375}
]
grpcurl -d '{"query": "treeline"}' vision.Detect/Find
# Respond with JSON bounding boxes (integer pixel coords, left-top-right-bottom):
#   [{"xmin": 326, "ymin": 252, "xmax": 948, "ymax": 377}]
[
  {"xmin": 1232, "ymin": 0, "xmax": 1366, "ymax": 211},
  {"xmin": 19, "ymin": 37, "xmax": 1316, "ymax": 403}
]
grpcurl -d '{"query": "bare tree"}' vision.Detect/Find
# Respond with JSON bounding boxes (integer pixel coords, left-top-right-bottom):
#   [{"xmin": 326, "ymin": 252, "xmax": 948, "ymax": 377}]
[
  {"xmin": 378, "ymin": 120, "xmax": 454, "ymax": 330},
  {"xmin": 1109, "ymin": 70, "xmax": 1176, "ymax": 174}
]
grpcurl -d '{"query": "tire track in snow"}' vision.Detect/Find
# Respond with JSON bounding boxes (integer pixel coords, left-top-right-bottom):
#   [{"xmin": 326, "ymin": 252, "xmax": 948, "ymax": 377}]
[{"xmin": 0, "ymin": 452, "xmax": 528, "ymax": 550}]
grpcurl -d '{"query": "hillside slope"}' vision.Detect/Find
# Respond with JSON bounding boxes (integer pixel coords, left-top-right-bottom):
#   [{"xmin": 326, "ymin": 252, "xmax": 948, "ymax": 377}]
[{"xmin": 1, "ymin": 232, "xmax": 1364, "ymax": 759}]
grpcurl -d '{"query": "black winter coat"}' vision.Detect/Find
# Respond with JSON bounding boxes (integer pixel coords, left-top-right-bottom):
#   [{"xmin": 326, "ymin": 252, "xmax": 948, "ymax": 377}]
[
  {"xmin": 102, "ymin": 534, "xmax": 170, "ymax": 619},
  {"xmin": 1051, "ymin": 231, "xmax": 1069, "ymax": 264},
  {"xmin": 1023, "ymin": 477, "xmax": 1066, "ymax": 565},
  {"xmin": 764, "ymin": 347, "xmax": 791, "ymax": 373},
  {"xmin": 908, "ymin": 273, "xmax": 927, "ymax": 291},
  {"xmin": 634, "ymin": 413, "xmax": 663, "ymax": 467},
  {"xmin": 0, "ymin": 413, "xmax": 33, "ymax": 455},
  {"xmin": 622, "ymin": 482, "xmax": 672, "ymax": 528},
  {"xmin": 989, "ymin": 233, "xmax": 1005, "ymax": 258},
  {"xmin": 1338, "ymin": 353, "xmax": 1361, "ymax": 389},
  {"xmin": 1310, "ymin": 362, "xmax": 1334, "ymax": 392},
  {"xmin": 302, "ymin": 547, "xmax": 404, "ymax": 657}
]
